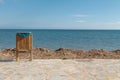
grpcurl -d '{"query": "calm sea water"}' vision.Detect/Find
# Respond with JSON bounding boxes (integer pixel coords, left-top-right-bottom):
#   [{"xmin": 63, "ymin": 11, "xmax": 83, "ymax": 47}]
[{"xmin": 0, "ymin": 29, "xmax": 120, "ymax": 50}]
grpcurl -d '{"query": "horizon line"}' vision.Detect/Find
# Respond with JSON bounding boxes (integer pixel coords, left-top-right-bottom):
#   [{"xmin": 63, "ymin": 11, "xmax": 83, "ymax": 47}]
[{"xmin": 1, "ymin": 28, "xmax": 120, "ymax": 30}]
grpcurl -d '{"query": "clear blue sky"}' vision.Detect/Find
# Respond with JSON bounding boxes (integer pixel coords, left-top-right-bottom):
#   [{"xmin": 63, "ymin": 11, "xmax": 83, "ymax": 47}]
[{"xmin": 0, "ymin": 0, "xmax": 120, "ymax": 29}]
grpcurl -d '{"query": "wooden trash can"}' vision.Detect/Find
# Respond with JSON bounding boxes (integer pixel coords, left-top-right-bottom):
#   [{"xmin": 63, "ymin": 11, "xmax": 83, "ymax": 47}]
[{"xmin": 16, "ymin": 32, "xmax": 33, "ymax": 61}]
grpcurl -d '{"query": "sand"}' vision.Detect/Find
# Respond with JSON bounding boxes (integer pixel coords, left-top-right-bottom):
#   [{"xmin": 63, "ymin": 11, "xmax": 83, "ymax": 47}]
[{"xmin": 0, "ymin": 48, "xmax": 120, "ymax": 60}]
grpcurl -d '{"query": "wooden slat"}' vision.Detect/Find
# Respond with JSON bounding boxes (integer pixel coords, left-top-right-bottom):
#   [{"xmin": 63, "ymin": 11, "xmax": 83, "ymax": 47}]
[
  {"xmin": 28, "ymin": 35, "xmax": 30, "ymax": 50},
  {"xmin": 26, "ymin": 36, "xmax": 29, "ymax": 50},
  {"xmin": 22, "ymin": 37, "xmax": 25, "ymax": 49},
  {"xmin": 29, "ymin": 35, "xmax": 32, "ymax": 50}
]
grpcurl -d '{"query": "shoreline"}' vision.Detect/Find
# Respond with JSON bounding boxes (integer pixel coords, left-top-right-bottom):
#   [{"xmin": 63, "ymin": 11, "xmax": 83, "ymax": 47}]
[{"xmin": 0, "ymin": 48, "xmax": 120, "ymax": 60}]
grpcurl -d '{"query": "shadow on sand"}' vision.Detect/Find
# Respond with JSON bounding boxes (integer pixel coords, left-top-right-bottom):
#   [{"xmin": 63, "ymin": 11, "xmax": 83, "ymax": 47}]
[{"xmin": 0, "ymin": 60, "xmax": 14, "ymax": 62}]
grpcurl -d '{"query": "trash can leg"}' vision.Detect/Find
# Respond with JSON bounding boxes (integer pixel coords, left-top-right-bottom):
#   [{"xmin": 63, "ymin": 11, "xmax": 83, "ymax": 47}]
[
  {"xmin": 16, "ymin": 51, "xmax": 19, "ymax": 62},
  {"xmin": 29, "ymin": 50, "xmax": 33, "ymax": 61}
]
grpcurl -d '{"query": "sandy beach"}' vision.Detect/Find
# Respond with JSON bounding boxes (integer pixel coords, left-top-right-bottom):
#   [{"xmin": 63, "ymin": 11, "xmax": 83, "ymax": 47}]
[
  {"xmin": 0, "ymin": 48, "xmax": 120, "ymax": 80},
  {"xmin": 0, "ymin": 59, "xmax": 120, "ymax": 80}
]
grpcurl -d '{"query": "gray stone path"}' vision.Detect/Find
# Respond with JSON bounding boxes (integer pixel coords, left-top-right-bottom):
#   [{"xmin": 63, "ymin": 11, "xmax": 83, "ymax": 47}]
[{"xmin": 0, "ymin": 59, "xmax": 120, "ymax": 80}]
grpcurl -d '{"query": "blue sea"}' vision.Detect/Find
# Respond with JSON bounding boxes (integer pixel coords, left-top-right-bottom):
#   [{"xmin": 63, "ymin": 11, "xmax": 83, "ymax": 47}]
[{"xmin": 0, "ymin": 29, "xmax": 120, "ymax": 50}]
